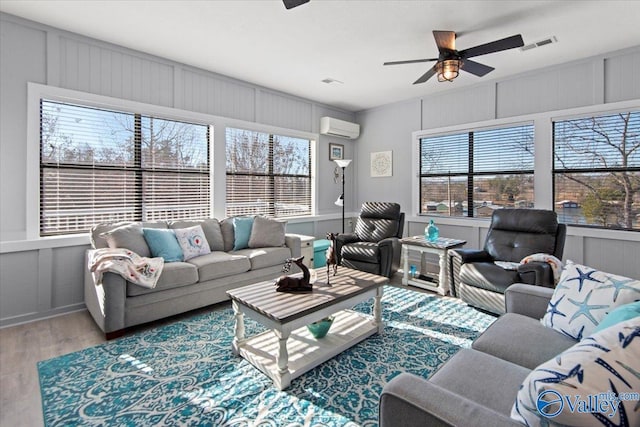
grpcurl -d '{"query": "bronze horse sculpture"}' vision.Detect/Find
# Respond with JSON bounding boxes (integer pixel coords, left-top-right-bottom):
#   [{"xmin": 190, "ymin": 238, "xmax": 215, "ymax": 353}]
[
  {"xmin": 326, "ymin": 232, "xmax": 339, "ymax": 285},
  {"xmin": 274, "ymin": 256, "xmax": 312, "ymax": 292}
]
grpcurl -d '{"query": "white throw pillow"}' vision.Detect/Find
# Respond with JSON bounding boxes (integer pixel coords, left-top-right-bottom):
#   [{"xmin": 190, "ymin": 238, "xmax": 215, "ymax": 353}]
[
  {"xmin": 511, "ymin": 317, "xmax": 640, "ymax": 427},
  {"xmin": 540, "ymin": 261, "xmax": 640, "ymax": 340},
  {"xmin": 174, "ymin": 225, "xmax": 211, "ymax": 260}
]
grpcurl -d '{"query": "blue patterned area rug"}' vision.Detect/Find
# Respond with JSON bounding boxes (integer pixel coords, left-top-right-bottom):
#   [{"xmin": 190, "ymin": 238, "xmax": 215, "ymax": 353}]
[{"xmin": 38, "ymin": 286, "xmax": 495, "ymax": 426}]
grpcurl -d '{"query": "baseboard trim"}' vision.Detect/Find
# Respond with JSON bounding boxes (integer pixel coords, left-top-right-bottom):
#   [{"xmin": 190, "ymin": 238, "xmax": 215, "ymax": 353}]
[{"xmin": 0, "ymin": 303, "xmax": 86, "ymax": 328}]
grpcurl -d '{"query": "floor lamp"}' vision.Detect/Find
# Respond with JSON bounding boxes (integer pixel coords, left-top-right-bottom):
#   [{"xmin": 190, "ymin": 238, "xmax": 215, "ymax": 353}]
[{"xmin": 334, "ymin": 159, "xmax": 352, "ymax": 233}]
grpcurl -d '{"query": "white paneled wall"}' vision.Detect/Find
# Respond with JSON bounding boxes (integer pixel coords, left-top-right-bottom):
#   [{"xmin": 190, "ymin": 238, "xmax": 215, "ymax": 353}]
[{"xmin": 0, "ymin": 12, "xmax": 356, "ymax": 326}]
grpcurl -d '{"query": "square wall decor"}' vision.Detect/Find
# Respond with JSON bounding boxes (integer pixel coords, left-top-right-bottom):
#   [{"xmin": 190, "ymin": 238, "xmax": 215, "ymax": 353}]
[{"xmin": 370, "ymin": 151, "xmax": 392, "ymax": 177}]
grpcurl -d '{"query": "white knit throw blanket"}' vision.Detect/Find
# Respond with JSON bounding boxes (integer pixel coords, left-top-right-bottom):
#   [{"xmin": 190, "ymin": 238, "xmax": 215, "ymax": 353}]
[
  {"xmin": 88, "ymin": 248, "xmax": 164, "ymax": 289},
  {"xmin": 520, "ymin": 253, "xmax": 564, "ymax": 284}
]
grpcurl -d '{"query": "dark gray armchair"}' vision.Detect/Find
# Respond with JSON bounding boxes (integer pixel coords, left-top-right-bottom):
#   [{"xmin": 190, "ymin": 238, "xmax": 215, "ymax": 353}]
[
  {"xmin": 450, "ymin": 209, "xmax": 566, "ymax": 314},
  {"xmin": 335, "ymin": 202, "xmax": 405, "ymax": 278}
]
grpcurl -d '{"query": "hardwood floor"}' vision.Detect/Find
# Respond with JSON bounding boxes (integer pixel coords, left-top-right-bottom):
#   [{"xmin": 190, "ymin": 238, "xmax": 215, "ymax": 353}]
[
  {"xmin": 0, "ymin": 310, "xmax": 105, "ymax": 426},
  {"xmin": 0, "ymin": 273, "xmax": 411, "ymax": 426}
]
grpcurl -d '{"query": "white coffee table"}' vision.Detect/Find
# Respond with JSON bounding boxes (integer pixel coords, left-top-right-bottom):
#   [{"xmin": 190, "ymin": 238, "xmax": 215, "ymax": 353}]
[{"xmin": 226, "ymin": 266, "xmax": 388, "ymax": 390}]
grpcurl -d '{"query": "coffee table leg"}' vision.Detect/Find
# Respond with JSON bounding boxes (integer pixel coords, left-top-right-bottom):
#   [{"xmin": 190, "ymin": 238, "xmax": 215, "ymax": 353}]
[
  {"xmin": 374, "ymin": 287, "xmax": 384, "ymax": 334},
  {"xmin": 402, "ymin": 245, "xmax": 409, "ymax": 286},
  {"xmin": 275, "ymin": 329, "xmax": 291, "ymax": 390},
  {"xmin": 439, "ymin": 250, "xmax": 448, "ymax": 295},
  {"xmin": 232, "ymin": 301, "xmax": 245, "ymax": 356}
]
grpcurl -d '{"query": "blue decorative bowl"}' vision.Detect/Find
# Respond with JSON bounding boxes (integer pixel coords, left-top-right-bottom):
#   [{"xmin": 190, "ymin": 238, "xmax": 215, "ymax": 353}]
[{"xmin": 307, "ymin": 317, "xmax": 334, "ymax": 339}]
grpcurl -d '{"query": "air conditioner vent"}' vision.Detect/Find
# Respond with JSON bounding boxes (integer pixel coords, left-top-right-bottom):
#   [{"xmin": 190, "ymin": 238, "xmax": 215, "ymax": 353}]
[{"xmin": 520, "ymin": 36, "xmax": 558, "ymax": 52}]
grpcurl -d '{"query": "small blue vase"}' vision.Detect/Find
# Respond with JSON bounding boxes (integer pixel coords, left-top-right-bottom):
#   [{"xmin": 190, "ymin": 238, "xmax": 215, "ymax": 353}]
[
  {"xmin": 307, "ymin": 317, "xmax": 334, "ymax": 339},
  {"xmin": 425, "ymin": 219, "xmax": 439, "ymax": 242}
]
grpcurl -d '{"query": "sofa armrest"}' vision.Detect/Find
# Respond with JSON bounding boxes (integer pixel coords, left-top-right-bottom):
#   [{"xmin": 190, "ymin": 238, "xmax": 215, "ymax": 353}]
[
  {"xmin": 284, "ymin": 234, "xmax": 301, "ymax": 258},
  {"xmin": 517, "ymin": 261, "xmax": 554, "ymax": 287},
  {"xmin": 505, "ymin": 283, "xmax": 554, "ymax": 319},
  {"xmin": 84, "ymin": 250, "xmax": 127, "ymax": 336},
  {"xmin": 377, "ymin": 237, "xmax": 401, "ymax": 278},
  {"xmin": 380, "ymin": 373, "xmax": 519, "ymax": 427},
  {"xmin": 450, "ymin": 248, "xmax": 493, "ymax": 264}
]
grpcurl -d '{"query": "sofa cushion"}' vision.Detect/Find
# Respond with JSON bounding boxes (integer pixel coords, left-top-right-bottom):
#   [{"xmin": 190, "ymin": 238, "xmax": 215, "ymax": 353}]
[
  {"xmin": 341, "ymin": 241, "xmax": 380, "ymax": 263},
  {"xmin": 169, "ymin": 219, "xmax": 224, "ymax": 251},
  {"xmin": 142, "ymin": 228, "xmax": 184, "ymax": 262},
  {"xmin": 511, "ymin": 317, "xmax": 640, "ymax": 427},
  {"xmin": 174, "ymin": 225, "xmax": 211, "ymax": 260},
  {"xmin": 233, "ymin": 216, "xmax": 254, "ymax": 250},
  {"xmin": 220, "ymin": 218, "xmax": 235, "ymax": 252},
  {"xmin": 126, "ymin": 261, "xmax": 198, "ymax": 297},
  {"xmin": 472, "ymin": 313, "xmax": 576, "ymax": 370},
  {"xmin": 186, "ymin": 251, "xmax": 251, "ymax": 282},
  {"xmin": 594, "ymin": 301, "xmax": 640, "ymax": 333},
  {"xmin": 430, "ymin": 348, "xmax": 530, "ymax": 417},
  {"xmin": 249, "ymin": 216, "xmax": 286, "ymax": 248},
  {"xmin": 541, "ymin": 261, "xmax": 640, "ymax": 340},
  {"xmin": 233, "ymin": 247, "xmax": 291, "ymax": 270},
  {"xmin": 92, "ymin": 221, "xmax": 167, "ymax": 251},
  {"xmin": 459, "ymin": 262, "xmax": 520, "ymax": 294}
]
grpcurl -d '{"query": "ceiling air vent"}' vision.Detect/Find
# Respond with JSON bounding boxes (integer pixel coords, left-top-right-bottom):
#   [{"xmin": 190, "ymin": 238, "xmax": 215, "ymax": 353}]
[{"xmin": 520, "ymin": 36, "xmax": 558, "ymax": 52}]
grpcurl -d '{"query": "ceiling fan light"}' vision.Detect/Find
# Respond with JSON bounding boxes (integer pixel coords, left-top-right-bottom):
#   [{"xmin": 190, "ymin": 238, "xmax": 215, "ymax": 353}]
[{"xmin": 437, "ymin": 59, "xmax": 461, "ymax": 82}]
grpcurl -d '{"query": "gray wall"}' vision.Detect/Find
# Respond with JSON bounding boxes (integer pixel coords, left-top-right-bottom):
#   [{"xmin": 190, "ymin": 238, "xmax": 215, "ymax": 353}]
[
  {"xmin": 356, "ymin": 46, "xmax": 640, "ymax": 279},
  {"xmin": 0, "ymin": 13, "xmax": 355, "ymax": 326}
]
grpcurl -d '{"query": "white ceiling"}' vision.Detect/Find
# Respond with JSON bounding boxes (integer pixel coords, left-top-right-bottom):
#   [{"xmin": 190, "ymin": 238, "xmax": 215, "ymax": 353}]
[{"xmin": 2, "ymin": 0, "xmax": 640, "ymax": 112}]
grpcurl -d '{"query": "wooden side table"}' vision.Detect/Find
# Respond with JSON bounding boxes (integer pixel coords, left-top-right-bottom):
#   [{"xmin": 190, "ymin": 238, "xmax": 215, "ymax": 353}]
[{"xmin": 400, "ymin": 236, "xmax": 466, "ymax": 296}]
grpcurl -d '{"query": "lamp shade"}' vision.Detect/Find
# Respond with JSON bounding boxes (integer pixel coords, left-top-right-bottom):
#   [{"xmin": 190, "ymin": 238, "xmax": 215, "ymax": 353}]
[
  {"xmin": 334, "ymin": 194, "xmax": 344, "ymax": 207},
  {"xmin": 334, "ymin": 159, "xmax": 352, "ymax": 168},
  {"xmin": 436, "ymin": 59, "xmax": 461, "ymax": 82}
]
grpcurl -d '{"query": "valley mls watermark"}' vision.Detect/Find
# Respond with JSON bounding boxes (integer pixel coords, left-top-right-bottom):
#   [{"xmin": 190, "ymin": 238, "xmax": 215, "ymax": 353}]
[{"xmin": 537, "ymin": 390, "xmax": 640, "ymax": 419}]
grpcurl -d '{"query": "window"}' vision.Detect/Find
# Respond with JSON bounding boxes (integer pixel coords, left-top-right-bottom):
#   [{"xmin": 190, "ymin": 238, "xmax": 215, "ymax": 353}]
[
  {"xmin": 419, "ymin": 123, "xmax": 534, "ymax": 217},
  {"xmin": 225, "ymin": 127, "xmax": 311, "ymax": 218},
  {"xmin": 553, "ymin": 111, "xmax": 640, "ymax": 231},
  {"xmin": 40, "ymin": 100, "xmax": 210, "ymax": 236}
]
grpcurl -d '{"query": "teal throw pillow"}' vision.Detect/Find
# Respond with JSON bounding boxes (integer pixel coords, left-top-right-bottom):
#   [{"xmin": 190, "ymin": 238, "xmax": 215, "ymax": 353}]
[
  {"xmin": 232, "ymin": 217, "xmax": 254, "ymax": 250},
  {"xmin": 142, "ymin": 228, "xmax": 184, "ymax": 262},
  {"xmin": 593, "ymin": 301, "xmax": 640, "ymax": 333}
]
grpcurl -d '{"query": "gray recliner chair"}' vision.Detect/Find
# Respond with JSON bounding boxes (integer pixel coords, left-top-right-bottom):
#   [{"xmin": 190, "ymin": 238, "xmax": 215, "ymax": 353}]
[
  {"xmin": 450, "ymin": 208, "xmax": 566, "ymax": 314},
  {"xmin": 334, "ymin": 202, "xmax": 405, "ymax": 278}
]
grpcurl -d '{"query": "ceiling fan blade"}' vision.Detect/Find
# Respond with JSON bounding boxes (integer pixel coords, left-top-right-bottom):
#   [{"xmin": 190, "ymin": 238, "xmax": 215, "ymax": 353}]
[
  {"xmin": 461, "ymin": 59, "xmax": 495, "ymax": 77},
  {"xmin": 459, "ymin": 34, "xmax": 524, "ymax": 58},
  {"xmin": 413, "ymin": 65, "xmax": 438, "ymax": 85},
  {"xmin": 383, "ymin": 58, "xmax": 438, "ymax": 66},
  {"xmin": 433, "ymin": 31, "xmax": 456, "ymax": 51},
  {"xmin": 283, "ymin": 0, "xmax": 309, "ymax": 9}
]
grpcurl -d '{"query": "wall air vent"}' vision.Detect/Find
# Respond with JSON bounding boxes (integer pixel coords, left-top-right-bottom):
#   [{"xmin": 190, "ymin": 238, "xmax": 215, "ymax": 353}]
[{"xmin": 520, "ymin": 36, "xmax": 558, "ymax": 52}]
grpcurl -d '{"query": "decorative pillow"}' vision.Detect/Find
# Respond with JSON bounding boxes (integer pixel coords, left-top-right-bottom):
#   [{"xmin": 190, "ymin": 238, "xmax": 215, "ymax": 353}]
[
  {"xmin": 232, "ymin": 217, "xmax": 254, "ymax": 251},
  {"xmin": 169, "ymin": 219, "xmax": 224, "ymax": 252},
  {"xmin": 220, "ymin": 218, "xmax": 235, "ymax": 252},
  {"xmin": 511, "ymin": 317, "xmax": 640, "ymax": 427},
  {"xmin": 248, "ymin": 216, "xmax": 286, "ymax": 248},
  {"xmin": 174, "ymin": 226, "xmax": 211, "ymax": 261},
  {"xmin": 100, "ymin": 223, "xmax": 151, "ymax": 257},
  {"xmin": 594, "ymin": 301, "xmax": 640, "ymax": 333},
  {"xmin": 142, "ymin": 228, "xmax": 184, "ymax": 262},
  {"xmin": 541, "ymin": 261, "xmax": 640, "ymax": 340}
]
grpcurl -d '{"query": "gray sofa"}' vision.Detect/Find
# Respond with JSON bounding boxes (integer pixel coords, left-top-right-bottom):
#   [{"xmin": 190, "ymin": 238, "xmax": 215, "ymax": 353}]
[
  {"xmin": 379, "ymin": 283, "xmax": 577, "ymax": 427},
  {"xmin": 84, "ymin": 218, "xmax": 301, "ymax": 339}
]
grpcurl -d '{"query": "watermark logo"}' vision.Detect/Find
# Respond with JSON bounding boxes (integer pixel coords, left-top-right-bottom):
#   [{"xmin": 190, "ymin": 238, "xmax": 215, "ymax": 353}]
[
  {"xmin": 537, "ymin": 390, "xmax": 564, "ymax": 418},
  {"xmin": 537, "ymin": 390, "xmax": 640, "ymax": 419}
]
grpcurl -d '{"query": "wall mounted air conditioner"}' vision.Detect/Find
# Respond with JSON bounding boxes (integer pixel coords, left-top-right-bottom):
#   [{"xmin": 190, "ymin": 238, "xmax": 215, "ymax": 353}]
[{"xmin": 320, "ymin": 117, "xmax": 360, "ymax": 139}]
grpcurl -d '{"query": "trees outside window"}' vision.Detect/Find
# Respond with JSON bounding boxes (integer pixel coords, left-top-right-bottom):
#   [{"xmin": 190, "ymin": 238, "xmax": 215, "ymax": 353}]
[
  {"xmin": 40, "ymin": 100, "xmax": 210, "ymax": 236},
  {"xmin": 225, "ymin": 128, "xmax": 312, "ymax": 218},
  {"xmin": 554, "ymin": 111, "xmax": 640, "ymax": 231}
]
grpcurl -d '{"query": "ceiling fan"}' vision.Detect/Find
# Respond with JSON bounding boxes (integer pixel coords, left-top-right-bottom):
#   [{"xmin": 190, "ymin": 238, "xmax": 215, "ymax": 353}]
[
  {"xmin": 384, "ymin": 31, "xmax": 524, "ymax": 84},
  {"xmin": 283, "ymin": 0, "xmax": 310, "ymax": 9}
]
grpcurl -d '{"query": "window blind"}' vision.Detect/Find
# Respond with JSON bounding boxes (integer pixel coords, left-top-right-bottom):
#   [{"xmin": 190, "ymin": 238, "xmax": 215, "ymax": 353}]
[
  {"xmin": 225, "ymin": 128, "xmax": 311, "ymax": 218},
  {"xmin": 419, "ymin": 123, "xmax": 534, "ymax": 217},
  {"xmin": 40, "ymin": 100, "xmax": 211, "ymax": 236}
]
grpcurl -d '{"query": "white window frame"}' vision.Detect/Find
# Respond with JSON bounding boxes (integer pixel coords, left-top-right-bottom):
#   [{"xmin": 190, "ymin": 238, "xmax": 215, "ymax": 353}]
[
  {"xmin": 26, "ymin": 83, "xmax": 318, "ymax": 242},
  {"xmin": 411, "ymin": 98, "xmax": 640, "ymax": 240}
]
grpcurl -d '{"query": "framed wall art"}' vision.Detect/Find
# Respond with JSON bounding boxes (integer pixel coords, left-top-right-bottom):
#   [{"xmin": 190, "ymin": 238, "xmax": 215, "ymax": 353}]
[
  {"xmin": 329, "ymin": 143, "xmax": 344, "ymax": 160},
  {"xmin": 370, "ymin": 151, "xmax": 393, "ymax": 177}
]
